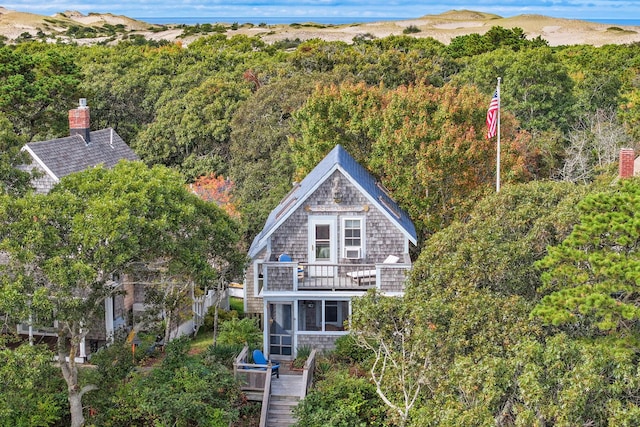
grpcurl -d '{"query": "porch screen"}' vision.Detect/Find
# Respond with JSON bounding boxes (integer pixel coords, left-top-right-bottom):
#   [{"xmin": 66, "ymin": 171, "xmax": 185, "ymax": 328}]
[{"xmin": 298, "ymin": 300, "xmax": 349, "ymax": 332}]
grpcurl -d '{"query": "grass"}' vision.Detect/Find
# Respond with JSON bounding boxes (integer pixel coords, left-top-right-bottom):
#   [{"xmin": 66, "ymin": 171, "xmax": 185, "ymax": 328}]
[
  {"xmin": 189, "ymin": 328, "xmax": 213, "ymax": 354},
  {"xmin": 229, "ymin": 297, "xmax": 244, "ymax": 314},
  {"xmin": 189, "ymin": 297, "xmax": 244, "ymax": 354},
  {"xmin": 606, "ymin": 26, "xmax": 637, "ymax": 34}
]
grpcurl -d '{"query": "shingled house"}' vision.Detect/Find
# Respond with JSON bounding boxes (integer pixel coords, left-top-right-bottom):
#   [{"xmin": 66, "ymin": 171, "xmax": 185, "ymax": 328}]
[
  {"xmin": 13, "ymin": 99, "xmax": 139, "ymax": 359},
  {"xmin": 244, "ymin": 145, "xmax": 416, "ymax": 360},
  {"xmin": 21, "ymin": 98, "xmax": 138, "ymax": 194}
]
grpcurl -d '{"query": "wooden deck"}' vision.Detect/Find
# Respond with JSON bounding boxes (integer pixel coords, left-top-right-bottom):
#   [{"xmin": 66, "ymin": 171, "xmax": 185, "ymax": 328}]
[
  {"xmin": 262, "ymin": 261, "xmax": 410, "ymax": 292},
  {"xmin": 271, "ymin": 374, "xmax": 304, "ymax": 398},
  {"xmin": 297, "ymin": 275, "xmax": 375, "ymax": 291}
]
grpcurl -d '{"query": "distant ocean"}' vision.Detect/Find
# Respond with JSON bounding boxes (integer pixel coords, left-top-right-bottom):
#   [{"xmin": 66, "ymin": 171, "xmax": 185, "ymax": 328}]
[
  {"xmin": 137, "ymin": 16, "xmax": 414, "ymax": 25},
  {"xmin": 136, "ymin": 16, "xmax": 640, "ymax": 26},
  {"xmin": 587, "ymin": 19, "xmax": 640, "ymax": 26}
]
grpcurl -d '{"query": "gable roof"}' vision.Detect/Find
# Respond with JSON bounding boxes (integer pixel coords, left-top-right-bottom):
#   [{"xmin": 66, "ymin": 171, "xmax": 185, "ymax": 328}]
[
  {"xmin": 23, "ymin": 128, "xmax": 139, "ymax": 182},
  {"xmin": 249, "ymin": 144, "xmax": 417, "ymax": 258}
]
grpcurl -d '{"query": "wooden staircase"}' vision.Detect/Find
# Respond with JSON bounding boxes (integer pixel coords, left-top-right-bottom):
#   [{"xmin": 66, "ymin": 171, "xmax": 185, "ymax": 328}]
[
  {"xmin": 266, "ymin": 372, "xmax": 303, "ymax": 426},
  {"xmin": 266, "ymin": 394, "xmax": 299, "ymax": 427},
  {"xmin": 234, "ymin": 347, "xmax": 316, "ymax": 427}
]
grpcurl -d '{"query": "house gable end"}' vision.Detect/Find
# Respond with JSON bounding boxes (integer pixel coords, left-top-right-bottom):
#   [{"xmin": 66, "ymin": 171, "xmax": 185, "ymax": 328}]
[
  {"xmin": 248, "ymin": 145, "xmax": 416, "ymax": 259},
  {"xmin": 21, "ymin": 144, "xmax": 59, "ymax": 182},
  {"xmin": 23, "ymin": 128, "xmax": 138, "ymax": 181}
]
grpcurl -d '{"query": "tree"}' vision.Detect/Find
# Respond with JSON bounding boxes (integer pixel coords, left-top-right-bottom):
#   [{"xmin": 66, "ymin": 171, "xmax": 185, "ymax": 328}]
[
  {"xmin": 229, "ymin": 74, "xmax": 334, "ymax": 241},
  {"xmin": 512, "ymin": 334, "xmax": 640, "ymax": 426},
  {"xmin": 447, "ymin": 26, "xmax": 548, "ymax": 58},
  {"xmin": 391, "ymin": 181, "xmax": 593, "ymax": 425},
  {"xmin": 0, "ymin": 161, "xmax": 244, "ymax": 427},
  {"xmin": 0, "ymin": 338, "xmax": 65, "ymax": 426},
  {"xmin": 190, "ymin": 173, "xmax": 238, "ymax": 219},
  {"xmin": 533, "ymin": 178, "xmax": 640, "ymax": 333},
  {"xmin": 353, "ymin": 35, "xmax": 451, "ymax": 88},
  {"xmin": 457, "ymin": 46, "xmax": 576, "ymax": 135},
  {"xmin": 86, "ymin": 337, "xmax": 244, "ymax": 426},
  {"xmin": 291, "ymin": 81, "xmax": 386, "ymax": 175},
  {"xmin": 291, "ymin": 82, "xmax": 536, "ymax": 242},
  {"xmin": 134, "ymin": 75, "xmax": 251, "ymax": 180},
  {"xmin": 409, "ymin": 180, "xmax": 592, "ymax": 300},
  {"xmin": 371, "ymin": 83, "xmax": 534, "ymax": 238},
  {"xmin": 0, "ymin": 44, "xmax": 80, "ymax": 141},
  {"xmin": 350, "ymin": 291, "xmax": 429, "ymax": 426},
  {"xmin": 293, "ymin": 369, "xmax": 388, "ymax": 427},
  {"xmin": 560, "ymin": 108, "xmax": 631, "ymax": 183},
  {"xmin": 0, "ymin": 114, "xmax": 32, "ymax": 196}
]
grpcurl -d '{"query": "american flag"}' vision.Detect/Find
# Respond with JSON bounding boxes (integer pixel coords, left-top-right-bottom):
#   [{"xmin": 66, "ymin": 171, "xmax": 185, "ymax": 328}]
[{"xmin": 486, "ymin": 90, "xmax": 499, "ymax": 139}]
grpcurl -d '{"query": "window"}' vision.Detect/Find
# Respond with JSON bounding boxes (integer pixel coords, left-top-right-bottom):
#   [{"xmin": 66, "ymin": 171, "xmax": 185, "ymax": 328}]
[
  {"xmin": 298, "ymin": 300, "xmax": 349, "ymax": 332},
  {"xmin": 325, "ymin": 301, "xmax": 338, "ymax": 322},
  {"xmin": 344, "ymin": 219, "xmax": 361, "ymax": 247},
  {"xmin": 324, "ymin": 300, "xmax": 349, "ymax": 331},
  {"xmin": 315, "ymin": 224, "xmax": 331, "ymax": 260},
  {"xmin": 343, "ymin": 218, "xmax": 364, "ymax": 259},
  {"xmin": 254, "ymin": 261, "xmax": 264, "ymax": 295}
]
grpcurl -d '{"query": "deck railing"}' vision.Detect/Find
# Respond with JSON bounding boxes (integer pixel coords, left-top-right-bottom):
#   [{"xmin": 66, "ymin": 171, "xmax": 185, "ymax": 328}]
[
  {"xmin": 259, "ymin": 369, "xmax": 272, "ymax": 427},
  {"xmin": 262, "ymin": 261, "xmax": 410, "ymax": 292},
  {"xmin": 301, "ymin": 349, "xmax": 317, "ymax": 399},
  {"xmin": 233, "ymin": 346, "xmax": 273, "ymax": 398}
]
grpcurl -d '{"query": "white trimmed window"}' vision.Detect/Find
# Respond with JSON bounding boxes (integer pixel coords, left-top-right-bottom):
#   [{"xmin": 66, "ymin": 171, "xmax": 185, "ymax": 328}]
[
  {"xmin": 342, "ymin": 217, "xmax": 364, "ymax": 259},
  {"xmin": 254, "ymin": 261, "xmax": 264, "ymax": 296}
]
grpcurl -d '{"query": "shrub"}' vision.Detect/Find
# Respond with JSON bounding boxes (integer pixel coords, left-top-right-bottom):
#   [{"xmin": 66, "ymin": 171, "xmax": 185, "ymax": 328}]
[
  {"xmin": 204, "ymin": 306, "xmax": 238, "ymax": 331},
  {"xmin": 403, "ymin": 25, "xmax": 421, "ymax": 34},
  {"xmin": 217, "ymin": 317, "xmax": 262, "ymax": 348},
  {"xmin": 332, "ymin": 334, "xmax": 371, "ymax": 363},
  {"xmin": 294, "ymin": 369, "xmax": 387, "ymax": 426},
  {"xmin": 291, "ymin": 345, "xmax": 312, "ymax": 369},
  {"xmin": 203, "ymin": 343, "xmax": 245, "ymax": 369}
]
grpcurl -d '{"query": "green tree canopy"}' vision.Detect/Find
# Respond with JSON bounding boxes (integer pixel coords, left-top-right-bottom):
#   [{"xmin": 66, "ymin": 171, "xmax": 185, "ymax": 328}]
[
  {"xmin": 0, "ymin": 114, "xmax": 31, "ymax": 196},
  {"xmin": 533, "ymin": 177, "xmax": 640, "ymax": 333},
  {"xmin": 292, "ymin": 82, "xmax": 535, "ymax": 241},
  {"xmin": 0, "ymin": 161, "xmax": 244, "ymax": 427},
  {"xmin": 0, "ymin": 43, "xmax": 80, "ymax": 141}
]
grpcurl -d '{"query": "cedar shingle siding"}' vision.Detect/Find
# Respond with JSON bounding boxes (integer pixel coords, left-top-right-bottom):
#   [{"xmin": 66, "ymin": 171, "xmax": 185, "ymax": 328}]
[{"xmin": 245, "ymin": 145, "xmax": 417, "ymax": 356}]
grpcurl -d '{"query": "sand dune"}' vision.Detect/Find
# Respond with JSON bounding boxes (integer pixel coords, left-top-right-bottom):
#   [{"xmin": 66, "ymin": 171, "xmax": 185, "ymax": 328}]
[{"xmin": 0, "ymin": 7, "xmax": 638, "ymax": 47}]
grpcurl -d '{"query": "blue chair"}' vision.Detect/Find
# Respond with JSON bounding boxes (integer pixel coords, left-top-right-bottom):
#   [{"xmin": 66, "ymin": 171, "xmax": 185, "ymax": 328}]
[
  {"xmin": 278, "ymin": 253, "xmax": 292, "ymax": 262},
  {"xmin": 253, "ymin": 349, "xmax": 280, "ymax": 378},
  {"xmin": 279, "ymin": 253, "xmax": 304, "ymax": 279}
]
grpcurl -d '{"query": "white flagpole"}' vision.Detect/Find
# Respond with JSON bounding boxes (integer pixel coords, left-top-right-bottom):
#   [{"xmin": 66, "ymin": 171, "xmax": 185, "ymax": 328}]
[{"xmin": 496, "ymin": 77, "xmax": 501, "ymax": 193}]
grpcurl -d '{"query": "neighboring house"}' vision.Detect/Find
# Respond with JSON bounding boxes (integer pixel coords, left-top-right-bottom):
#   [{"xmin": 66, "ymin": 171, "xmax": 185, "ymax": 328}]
[
  {"xmin": 11, "ymin": 99, "xmax": 138, "ymax": 359},
  {"xmin": 245, "ymin": 144, "xmax": 417, "ymax": 360},
  {"xmin": 21, "ymin": 98, "xmax": 139, "ymax": 194}
]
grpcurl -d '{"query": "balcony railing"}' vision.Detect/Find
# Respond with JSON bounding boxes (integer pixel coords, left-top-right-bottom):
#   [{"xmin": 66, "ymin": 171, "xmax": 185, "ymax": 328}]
[{"xmin": 261, "ymin": 261, "xmax": 410, "ymax": 292}]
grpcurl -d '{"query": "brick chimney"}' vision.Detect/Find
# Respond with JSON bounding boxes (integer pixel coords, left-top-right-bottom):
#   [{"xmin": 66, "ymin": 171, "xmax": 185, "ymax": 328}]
[
  {"xmin": 619, "ymin": 148, "xmax": 635, "ymax": 178},
  {"xmin": 69, "ymin": 98, "xmax": 90, "ymax": 143}
]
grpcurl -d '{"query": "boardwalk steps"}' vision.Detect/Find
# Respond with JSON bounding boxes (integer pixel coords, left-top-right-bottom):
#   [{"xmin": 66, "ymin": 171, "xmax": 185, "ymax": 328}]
[
  {"xmin": 266, "ymin": 395, "xmax": 299, "ymax": 427},
  {"xmin": 266, "ymin": 373, "xmax": 303, "ymax": 426}
]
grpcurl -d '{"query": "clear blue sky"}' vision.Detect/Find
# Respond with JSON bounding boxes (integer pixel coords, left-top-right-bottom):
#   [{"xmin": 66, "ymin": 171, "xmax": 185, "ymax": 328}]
[{"xmin": 3, "ymin": 0, "xmax": 639, "ymax": 20}]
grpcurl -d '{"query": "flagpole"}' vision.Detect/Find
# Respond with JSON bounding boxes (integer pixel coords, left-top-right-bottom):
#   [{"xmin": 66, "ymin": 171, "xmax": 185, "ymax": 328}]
[{"xmin": 496, "ymin": 77, "xmax": 501, "ymax": 193}]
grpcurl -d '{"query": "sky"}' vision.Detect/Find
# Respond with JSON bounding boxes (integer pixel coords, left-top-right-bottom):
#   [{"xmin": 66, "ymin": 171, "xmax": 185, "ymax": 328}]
[{"xmin": 3, "ymin": 0, "xmax": 640, "ymax": 20}]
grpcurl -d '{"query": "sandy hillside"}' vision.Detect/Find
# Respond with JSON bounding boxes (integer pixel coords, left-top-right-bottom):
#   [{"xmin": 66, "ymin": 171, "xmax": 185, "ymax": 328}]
[
  {"xmin": 224, "ymin": 10, "xmax": 640, "ymax": 47},
  {"xmin": 0, "ymin": 7, "xmax": 639, "ymax": 47}
]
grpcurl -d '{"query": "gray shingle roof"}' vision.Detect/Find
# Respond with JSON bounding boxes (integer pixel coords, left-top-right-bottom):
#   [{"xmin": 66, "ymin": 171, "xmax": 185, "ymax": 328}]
[
  {"xmin": 24, "ymin": 128, "xmax": 139, "ymax": 181},
  {"xmin": 249, "ymin": 144, "xmax": 417, "ymax": 258}
]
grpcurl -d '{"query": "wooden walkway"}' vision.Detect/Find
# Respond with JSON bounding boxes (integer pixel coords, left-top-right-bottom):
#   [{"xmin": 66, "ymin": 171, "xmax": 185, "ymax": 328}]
[
  {"xmin": 234, "ymin": 347, "xmax": 316, "ymax": 427},
  {"xmin": 266, "ymin": 372, "xmax": 303, "ymax": 427},
  {"xmin": 271, "ymin": 373, "xmax": 304, "ymax": 398}
]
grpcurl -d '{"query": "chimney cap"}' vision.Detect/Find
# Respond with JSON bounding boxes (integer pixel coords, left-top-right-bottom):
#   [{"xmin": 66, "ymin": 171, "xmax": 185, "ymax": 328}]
[{"xmin": 78, "ymin": 98, "xmax": 87, "ymax": 108}]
